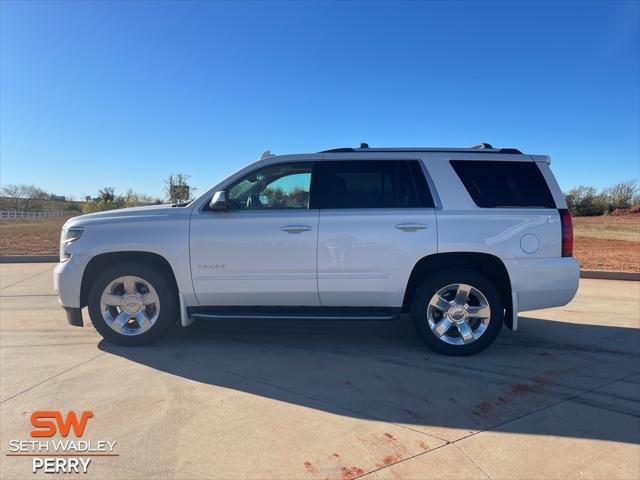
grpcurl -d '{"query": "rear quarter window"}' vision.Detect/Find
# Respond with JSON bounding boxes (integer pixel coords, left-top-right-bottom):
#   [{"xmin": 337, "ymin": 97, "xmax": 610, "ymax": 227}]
[{"xmin": 450, "ymin": 160, "xmax": 556, "ymax": 208}]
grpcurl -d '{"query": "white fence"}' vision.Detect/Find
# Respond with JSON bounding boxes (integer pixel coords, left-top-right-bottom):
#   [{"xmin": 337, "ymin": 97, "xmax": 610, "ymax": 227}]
[{"xmin": 0, "ymin": 210, "xmax": 77, "ymax": 220}]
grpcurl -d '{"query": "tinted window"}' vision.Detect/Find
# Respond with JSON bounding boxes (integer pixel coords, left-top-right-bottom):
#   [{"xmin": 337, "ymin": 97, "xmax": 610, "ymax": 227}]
[
  {"xmin": 408, "ymin": 161, "xmax": 435, "ymax": 208},
  {"xmin": 226, "ymin": 163, "xmax": 312, "ymax": 210},
  {"xmin": 450, "ymin": 160, "xmax": 556, "ymax": 208},
  {"xmin": 319, "ymin": 161, "xmax": 433, "ymax": 209}
]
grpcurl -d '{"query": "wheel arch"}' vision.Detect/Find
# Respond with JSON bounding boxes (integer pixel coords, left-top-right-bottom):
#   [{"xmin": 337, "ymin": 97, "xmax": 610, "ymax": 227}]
[
  {"xmin": 402, "ymin": 252, "xmax": 514, "ymax": 328},
  {"xmin": 80, "ymin": 251, "xmax": 179, "ymax": 307}
]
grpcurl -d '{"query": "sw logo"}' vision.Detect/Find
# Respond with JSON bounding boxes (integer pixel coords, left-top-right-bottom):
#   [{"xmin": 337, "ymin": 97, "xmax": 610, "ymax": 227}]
[
  {"xmin": 7, "ymin": 411, "xmax": 117, "ymax": 474},
  {"xmin": 30, "ymin": 411, "xmax": 94, "ymax": 438},
  {"xmin": 29, "ymin": 411, "xmax": 95, "ymax": 473}
]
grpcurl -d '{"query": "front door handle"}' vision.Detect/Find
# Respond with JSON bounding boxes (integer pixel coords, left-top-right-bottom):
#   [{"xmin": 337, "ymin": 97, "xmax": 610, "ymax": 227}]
[
  {"xmin": 395, "ymin": 223, "xmax": 427, "ymax": 231},
  {"xmin": 281, "ymin": 225, "xmax": 312, "ymax": 234}
]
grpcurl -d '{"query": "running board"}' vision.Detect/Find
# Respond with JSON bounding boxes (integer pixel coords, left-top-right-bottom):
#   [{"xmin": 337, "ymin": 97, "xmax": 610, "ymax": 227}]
[{"xmin": 187, "ymin": 306, "xmax": 401, "ymax": 322}]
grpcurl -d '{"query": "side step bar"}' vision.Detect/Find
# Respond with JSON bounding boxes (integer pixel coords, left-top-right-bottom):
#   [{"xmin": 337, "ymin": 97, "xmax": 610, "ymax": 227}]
[{"xmin": 187, "ymin": 306, "xmax": 401, "ymax": 322}]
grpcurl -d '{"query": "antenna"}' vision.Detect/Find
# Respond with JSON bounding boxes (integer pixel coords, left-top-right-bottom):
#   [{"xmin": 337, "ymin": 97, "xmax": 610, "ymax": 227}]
[
  {"xmin": 260, "ymin": 150, "xmax": 274, "ymax": 159},
  {"xmin": 360, "ymin": 142, "xmax": 369, "ymax": 148}
]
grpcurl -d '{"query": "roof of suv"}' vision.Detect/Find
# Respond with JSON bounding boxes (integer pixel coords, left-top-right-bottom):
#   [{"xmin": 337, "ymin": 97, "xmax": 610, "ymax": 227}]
[{"xmin": 319, "ymin": 143, "xmax": 522, "ymax": 155}]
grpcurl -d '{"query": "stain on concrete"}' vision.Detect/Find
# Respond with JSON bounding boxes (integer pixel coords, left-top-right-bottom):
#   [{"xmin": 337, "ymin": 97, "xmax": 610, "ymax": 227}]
[
  {"xmin": 341, "ymin": 466, "xmax": 365, "ymax": 479},
  {"xmin": 473, "ymin": 375, "xmax": 552, "ymax": 418},
  {"xmin": 375, "ymin": 453, "xmax": 402, "ymax": 468}
]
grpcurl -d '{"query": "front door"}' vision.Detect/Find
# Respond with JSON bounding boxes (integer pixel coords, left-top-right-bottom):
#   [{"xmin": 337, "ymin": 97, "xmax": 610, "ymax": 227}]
[{"xmin": 190, "ymin": 162, "xmax": 320, "ymax": 306}]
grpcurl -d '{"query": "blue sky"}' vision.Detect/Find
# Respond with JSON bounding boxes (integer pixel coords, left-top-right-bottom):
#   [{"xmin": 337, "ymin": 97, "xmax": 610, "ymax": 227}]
[{"xmin": 1, "ymin": 0, "xmax": 639, "ymax": 200}]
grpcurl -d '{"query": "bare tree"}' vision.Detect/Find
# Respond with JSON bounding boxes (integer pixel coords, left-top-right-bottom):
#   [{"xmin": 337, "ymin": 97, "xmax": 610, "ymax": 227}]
[
  {"xmin": 164, "ymin": 173, "xmax": 194, "ymax": 203},
  {"xmin": 1, "ymin": 185, "xmax": 24, "ymax": 211},
  {"xmin": 603, "ymin": 180, "xmax": 639, "ymax": 210},
  {"xmin": 1, "ymin": 184, "xmax": 46, "ymax": 211}
]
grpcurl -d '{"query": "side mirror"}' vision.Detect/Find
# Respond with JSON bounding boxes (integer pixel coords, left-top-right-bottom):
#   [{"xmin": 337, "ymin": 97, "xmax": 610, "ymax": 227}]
[{"xmin": 209, "ymin": 191, "xmax": 227, "ymax": 211}]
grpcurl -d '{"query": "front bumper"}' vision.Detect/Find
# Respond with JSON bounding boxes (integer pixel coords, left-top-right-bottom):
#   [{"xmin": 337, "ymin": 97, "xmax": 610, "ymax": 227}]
[
  {"xmin": 64, "ymin": 307, "xmax": 84, "ymax": 327},
  {"xmin": 53, "ymin": 253, "xmax": 88, "ymax": 310}
]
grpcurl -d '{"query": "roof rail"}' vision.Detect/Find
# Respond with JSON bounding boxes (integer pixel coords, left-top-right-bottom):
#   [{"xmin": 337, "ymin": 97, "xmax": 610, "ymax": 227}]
[
  {"xmin": 320, "ymin": 144, "xmax": 522, "ymax": 154},
  {"xmin": 321, "ymin": 148, "xmax": 358, "ymax": 153},
  {"xmin": 470, "ymin": 143, "xmax": 494, "ymax": 149}
]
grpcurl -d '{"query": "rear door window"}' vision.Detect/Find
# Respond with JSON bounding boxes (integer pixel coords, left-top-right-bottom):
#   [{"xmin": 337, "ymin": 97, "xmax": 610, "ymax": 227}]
[
  {"xmin": 318, "ymin": 161, "xmax": 434, "ymax": 209},
  {"xmin": 450, "ymin": 160, "xmax": 556, "ymax": 208}
]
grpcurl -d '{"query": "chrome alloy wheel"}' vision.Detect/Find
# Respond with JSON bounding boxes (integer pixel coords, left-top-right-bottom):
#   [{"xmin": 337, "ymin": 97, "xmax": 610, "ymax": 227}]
[
  {"xmin": 100, "ymin": 276, "xmax": 160, "ymax": 336},
  {"xmin": 426, "ymin": 283, "xmax": 491, "ymax": 345}
]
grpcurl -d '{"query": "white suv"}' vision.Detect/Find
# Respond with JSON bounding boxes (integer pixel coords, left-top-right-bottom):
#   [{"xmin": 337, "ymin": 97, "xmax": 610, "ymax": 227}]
[{"xmin": 54, "ymin": 143, "xmax": 579, "ymax": 355}]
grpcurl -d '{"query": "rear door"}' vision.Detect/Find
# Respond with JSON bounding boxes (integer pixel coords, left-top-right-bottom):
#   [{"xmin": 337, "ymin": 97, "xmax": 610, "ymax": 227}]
[{"xmin": 316, "ymin": 159, "xmax": 438, "ymax": 307}]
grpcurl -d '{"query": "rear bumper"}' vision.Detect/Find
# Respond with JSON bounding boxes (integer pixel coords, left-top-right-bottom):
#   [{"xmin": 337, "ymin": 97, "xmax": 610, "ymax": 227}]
[{"xmin": 505, "ymin": 256, "xmax": 580, "ymax": 313}]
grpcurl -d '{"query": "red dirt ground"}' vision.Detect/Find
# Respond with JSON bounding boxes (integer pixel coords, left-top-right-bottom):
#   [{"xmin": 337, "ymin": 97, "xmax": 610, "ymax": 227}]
[{"xmin": 573, "ymin": 236, "xmax": 639, "ymax": 272}]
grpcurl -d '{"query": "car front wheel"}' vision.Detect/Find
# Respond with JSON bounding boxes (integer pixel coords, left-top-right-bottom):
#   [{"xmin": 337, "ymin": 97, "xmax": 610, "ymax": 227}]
[
  {"xmin": 411, "ymin": 268, "xmax": 503, "ymax": 355},
  {"xmin": 87, "ymin": 262, "xmax": 177, "ymax": 346}
]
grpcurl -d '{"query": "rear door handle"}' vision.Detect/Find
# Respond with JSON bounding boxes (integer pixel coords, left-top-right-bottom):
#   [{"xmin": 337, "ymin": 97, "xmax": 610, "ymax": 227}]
[
  {"xmin": 395, "ymin": 223, "xmax": 427, "ymax": 231},
  {"xmin": 281, "ymin": 225, "xmax": 312, "ymax": 234}
]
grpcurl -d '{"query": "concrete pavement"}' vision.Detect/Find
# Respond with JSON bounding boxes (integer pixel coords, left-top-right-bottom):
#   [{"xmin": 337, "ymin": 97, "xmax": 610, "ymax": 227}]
[{"xmin": 0, "ymin": 264, "xmax": 638, "ymax": 479}]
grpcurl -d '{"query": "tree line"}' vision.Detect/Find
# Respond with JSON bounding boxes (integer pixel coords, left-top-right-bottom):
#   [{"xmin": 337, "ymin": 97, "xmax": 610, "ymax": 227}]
[
  {"xmin": 0, "ymin": 184, "xmax": 55, "ymax": 212},
  {"xmin": 1, "ymin": 176, "xmax": 638, "ymax": 217},
  {"xmin": 0, "ymin": 172, "xmax": 195, "ymax": 214},
  {"xmin": 564, "ymin": 180, "xmax": 639, "ymax": 216}
]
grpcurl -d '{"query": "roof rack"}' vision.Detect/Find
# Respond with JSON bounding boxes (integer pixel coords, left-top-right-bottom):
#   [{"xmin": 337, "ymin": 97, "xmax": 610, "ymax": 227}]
[
  {"xmin": 320, "ymin": 143, "xmax": 522, "ymax": 155},
  {"xmin": 470, "ymin": 143, "xmax": 493, "ymax": 149}
]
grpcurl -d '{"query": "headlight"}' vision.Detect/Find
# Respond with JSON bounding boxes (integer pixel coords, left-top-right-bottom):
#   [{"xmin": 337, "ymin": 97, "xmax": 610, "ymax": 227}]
[{"xmin": 61, "ymin": 227, "xmax": 83, "ymax": 244}]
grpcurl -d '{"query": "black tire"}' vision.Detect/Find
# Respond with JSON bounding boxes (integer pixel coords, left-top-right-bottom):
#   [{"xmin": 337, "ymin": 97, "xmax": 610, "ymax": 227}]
[
  {"xmin": 411, "ymin": 268, "xmax": 503, "ymax": 356},
  {"xmin": 87, "ymin": 262, "xmax": 178, "ymax": 346}
]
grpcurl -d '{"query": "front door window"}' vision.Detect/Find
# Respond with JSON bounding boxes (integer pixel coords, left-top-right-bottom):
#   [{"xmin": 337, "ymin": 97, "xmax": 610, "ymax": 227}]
[{"xmin": 227, "ymin": 163, "xmax": 312, "ymax": 210}]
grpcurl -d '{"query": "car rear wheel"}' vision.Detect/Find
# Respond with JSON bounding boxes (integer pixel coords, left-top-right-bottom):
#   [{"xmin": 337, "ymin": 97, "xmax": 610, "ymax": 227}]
[
  {"xmin": 87, "ymin": 262, "xmax": 177, "ymax": 346},
  {"xmin": 411, "ymin": 268, "xmax": 503, "ymax": 355}
]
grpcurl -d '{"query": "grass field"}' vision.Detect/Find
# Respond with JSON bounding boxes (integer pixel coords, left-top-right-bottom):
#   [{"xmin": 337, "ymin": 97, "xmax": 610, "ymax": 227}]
[
  {"xmin": 1, "ymin": 214, "xmax": 638, "ymax": 271},
  {"xmin": 573, "ymin": 214, "xmax": 640, "ymax": 242}
]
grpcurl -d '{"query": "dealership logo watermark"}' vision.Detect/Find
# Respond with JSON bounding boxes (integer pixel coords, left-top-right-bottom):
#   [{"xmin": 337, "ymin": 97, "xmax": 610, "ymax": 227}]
[{"xmin": 5, "ymin": 411, "xmax": 118, "ymax": 474}]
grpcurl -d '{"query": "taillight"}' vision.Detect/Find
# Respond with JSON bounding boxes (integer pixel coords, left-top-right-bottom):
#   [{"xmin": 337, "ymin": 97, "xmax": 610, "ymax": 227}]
[{"xmin": 559, "ymin": 208, "xmax": 573, "ymax": 257}]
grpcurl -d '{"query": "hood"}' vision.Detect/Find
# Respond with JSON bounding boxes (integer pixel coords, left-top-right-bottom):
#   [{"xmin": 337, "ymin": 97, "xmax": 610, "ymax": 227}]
[{"xmin": 65, "ymin": 204, "xmax": 171, "ymax": 227}]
